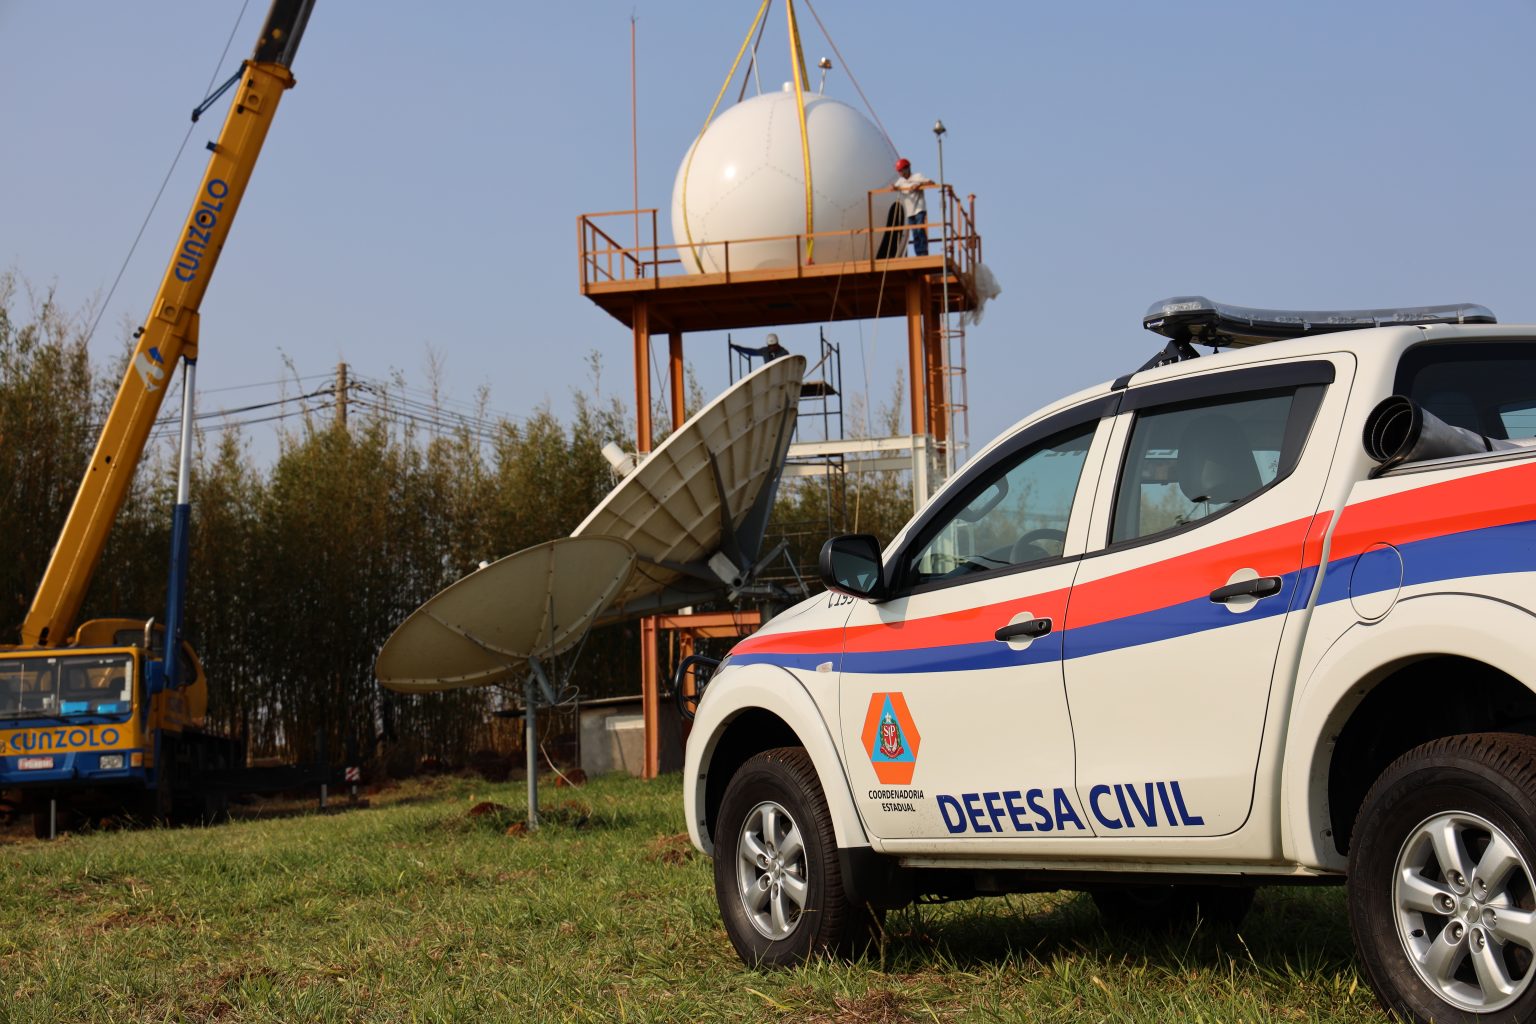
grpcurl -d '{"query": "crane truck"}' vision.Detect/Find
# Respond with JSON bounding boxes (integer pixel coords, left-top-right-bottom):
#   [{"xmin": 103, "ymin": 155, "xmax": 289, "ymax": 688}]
[{"xmin": 0, "ymin": 0, "xmax": 317, "ymax": 838}]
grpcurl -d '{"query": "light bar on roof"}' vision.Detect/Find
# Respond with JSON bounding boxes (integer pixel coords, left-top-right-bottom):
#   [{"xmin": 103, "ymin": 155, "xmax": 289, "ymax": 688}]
[{"xmin": 1143, "ymin": 296, "xmax": 1496, "ymax": 348}]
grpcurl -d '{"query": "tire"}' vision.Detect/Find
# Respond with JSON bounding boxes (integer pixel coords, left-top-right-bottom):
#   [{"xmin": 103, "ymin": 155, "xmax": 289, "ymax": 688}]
[
  {"xmin": 712, "ymin": 747, "xmax": 872, "ymax": 967},
  {"xmin": 178, "ymin": 735, "xmax": 231, "ymax": 825},
  {"xmin": 150, "ymin": 761, "xmax": 176, "ymax": 826},
  {"xmin": 1348, "ymin": 733, "xmax": 1536, "ymax": 1023},
  {"xmin": 202, "ymin": 788, "xmax": 231, "ymax": 825},
  {"xmin": 1090, "ymin": 884, "xmax": 1254, "ymax": 931}
]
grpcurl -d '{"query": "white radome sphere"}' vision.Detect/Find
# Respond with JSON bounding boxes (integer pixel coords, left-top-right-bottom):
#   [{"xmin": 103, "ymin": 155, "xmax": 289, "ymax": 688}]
[{"xmin": 670, "ymin": 89, "xmax": 899, "ymax": 274}]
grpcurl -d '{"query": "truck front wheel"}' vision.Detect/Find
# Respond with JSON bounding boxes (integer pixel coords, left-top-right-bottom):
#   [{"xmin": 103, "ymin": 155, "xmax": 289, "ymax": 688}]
[
  {"xmin": 713, "ymin": 747, "xmax": 871, "ymax": 967},
  {"xmin": 1349, "ymin": 733, "xmax": 1536, "ymax": 1022}
]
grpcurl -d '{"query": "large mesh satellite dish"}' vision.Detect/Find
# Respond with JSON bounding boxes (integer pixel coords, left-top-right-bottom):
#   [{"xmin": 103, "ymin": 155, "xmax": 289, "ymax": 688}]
[
  {"xmin": 375, "ymin": 536, "xmax": 636, "ymax": 693},
  {"xmin": 376, "ymin": 355, "xmax": 803, "ymax": 692},
  {"xmin": 573, "ymin": 354, "xmax": 803, "ymax": 617}
]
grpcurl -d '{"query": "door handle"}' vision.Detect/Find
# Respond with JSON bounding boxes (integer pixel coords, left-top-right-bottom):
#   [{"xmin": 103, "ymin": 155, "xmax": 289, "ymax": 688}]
[
  {"xmin": 995, "ymin": 617, "xmax": 1052, "ymax": 642},
  {"xmin": 1209, "ymin": 576, "xmax": 1282, "ymax": 603}
]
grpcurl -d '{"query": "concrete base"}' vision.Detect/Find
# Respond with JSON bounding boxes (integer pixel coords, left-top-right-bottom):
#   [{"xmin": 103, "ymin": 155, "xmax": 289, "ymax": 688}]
[
  {"xmin": 605, "ymin": 715, "xmax": 645, "ymax": 777},
  {"xmin": 579, "ymin": 702, "xmax": 647, "ymax": 778},
  {"xmin": 577, "ymin": 696, "xmax": 685, "ymax": 779}
]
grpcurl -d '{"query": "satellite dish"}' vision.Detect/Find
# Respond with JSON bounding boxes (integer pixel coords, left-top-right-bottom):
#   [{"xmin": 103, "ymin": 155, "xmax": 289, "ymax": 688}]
[
  {"xmin": 376, "ymin": 356, "xmax": 803, "ymax": 691},
  {"xmin": 375, "ymin": 536, "xmax": 636, "ymax": 693},
  {"xmin": 573, "ymin": 355, "xmax": 804, "ymax": 618}
]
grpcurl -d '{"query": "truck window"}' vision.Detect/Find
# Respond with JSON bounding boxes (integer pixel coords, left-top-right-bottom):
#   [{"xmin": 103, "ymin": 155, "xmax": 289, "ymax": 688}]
[
  {"xmin": 61, "ymin": 658, "xmax": 132, "ymax": 703},
  {"xmin": 1111, "ymin": 385, "xmax": 1316, "ymax": 544},
  {"xmin": 0, "ymin": 655, "xmax": 133, "ymax": 718},
  {"xmin": 1395, "ymin": 340, "xmax": 1536, "ymax": 440},
  {"xmin": 0, "ymin": 660, "xmax": 57, "ymax": 718},
  {"xmin": 905, "ymin": 421, "xmax": 1096, "ymax": 586}
]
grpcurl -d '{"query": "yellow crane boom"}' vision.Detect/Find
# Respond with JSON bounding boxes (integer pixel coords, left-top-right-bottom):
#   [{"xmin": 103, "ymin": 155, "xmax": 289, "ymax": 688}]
[{"xmin": 21, "ymin": 0, "xmax": 314, "ymax": 648}]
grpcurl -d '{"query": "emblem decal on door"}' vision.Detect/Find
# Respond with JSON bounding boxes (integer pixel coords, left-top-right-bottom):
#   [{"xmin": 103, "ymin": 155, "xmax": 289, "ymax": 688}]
[{"xmin": 861, "ymin": 692, "xmax": 921, "ymax": 784}]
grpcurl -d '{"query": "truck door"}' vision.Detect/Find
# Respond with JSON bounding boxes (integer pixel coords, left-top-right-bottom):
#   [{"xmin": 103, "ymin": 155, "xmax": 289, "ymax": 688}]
[
  {"xmin": 1062, "ymin": 358, "xmax": 1350, "ymax": 838},
  {"xmin": 837, "ymin": 398, "xmax": 1115, "ymax": 843}
]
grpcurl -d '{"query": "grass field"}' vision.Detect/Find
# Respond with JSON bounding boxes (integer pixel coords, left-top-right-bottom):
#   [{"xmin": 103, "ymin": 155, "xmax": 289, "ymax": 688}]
[{"xmin": 0, "ymin": 773, "xmax": 1393, "ymax": 1023}]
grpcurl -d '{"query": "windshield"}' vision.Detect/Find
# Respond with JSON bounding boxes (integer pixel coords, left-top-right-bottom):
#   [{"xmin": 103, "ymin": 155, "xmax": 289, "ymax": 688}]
[{"xmin": 0, "ymin": 654, "xmax": 134, "ymax": 721}]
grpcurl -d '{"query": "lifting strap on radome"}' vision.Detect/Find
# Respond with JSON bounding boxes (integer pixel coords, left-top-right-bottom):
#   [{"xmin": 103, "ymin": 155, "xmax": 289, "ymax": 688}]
[
  {"xmin": 799, "ymin": 0, "xmax": 894, "ymax": 153},
  {"xmin": 786, "ymin": 0, "xmax": 815, "ymax": 263},
  {"xmin": 681, "ymin": 0, "xmax": 775, "ymax": 274}
]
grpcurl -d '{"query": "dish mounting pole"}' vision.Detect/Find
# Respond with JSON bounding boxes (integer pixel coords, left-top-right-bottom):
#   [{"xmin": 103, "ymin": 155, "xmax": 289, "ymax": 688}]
[{"xmin": 524, "ymin": 655, "xmax": 559, "ymax": 830}]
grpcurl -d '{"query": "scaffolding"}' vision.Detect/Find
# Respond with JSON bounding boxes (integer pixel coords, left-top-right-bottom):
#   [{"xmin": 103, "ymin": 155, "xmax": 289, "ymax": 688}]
[{"xmin": 729, "ymin": 330, "xmax": 849, "ymax": 585}]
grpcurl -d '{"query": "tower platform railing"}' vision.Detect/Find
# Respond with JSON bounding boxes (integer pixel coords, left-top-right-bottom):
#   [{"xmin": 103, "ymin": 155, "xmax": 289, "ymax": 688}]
[{"xmin": 578, "ymin": 184, "xmax": 980, "ymax": 293}]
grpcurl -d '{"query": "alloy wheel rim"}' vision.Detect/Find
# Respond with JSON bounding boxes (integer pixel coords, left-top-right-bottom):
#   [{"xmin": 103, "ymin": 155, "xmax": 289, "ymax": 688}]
[
  {"xmin": 735, "ymin": 799, "xmax": 808, "ymax": 940},
  {"xmin": 1393, "ymin": 810, "xmax": 1536, "ymax": 1012}
]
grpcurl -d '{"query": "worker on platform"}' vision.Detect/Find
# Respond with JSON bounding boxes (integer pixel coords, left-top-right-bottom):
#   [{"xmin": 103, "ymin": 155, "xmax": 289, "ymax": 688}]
[{"xmin": 893, "ymin": 158, "xmax": 933, "ymax": 256}]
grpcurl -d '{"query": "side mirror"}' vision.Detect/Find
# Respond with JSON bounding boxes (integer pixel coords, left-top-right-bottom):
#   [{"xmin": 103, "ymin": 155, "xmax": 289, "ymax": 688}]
[{"xmin": 819, "ymin": 534, "xmax": 888, "ymax": 601}]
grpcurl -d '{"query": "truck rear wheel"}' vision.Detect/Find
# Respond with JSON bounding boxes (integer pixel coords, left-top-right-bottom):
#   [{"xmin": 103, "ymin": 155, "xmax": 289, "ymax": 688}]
[
  {"xmin": 713, "ymin": 747, "xmax": 872, "ymax": 967},
  {"xmin": 201, "ymin": 789, "xmax": 231, "ymax": 825},
  {"xmin": 1348, "ymin": 733, "xmax": 1536, "ymax": 1022}
]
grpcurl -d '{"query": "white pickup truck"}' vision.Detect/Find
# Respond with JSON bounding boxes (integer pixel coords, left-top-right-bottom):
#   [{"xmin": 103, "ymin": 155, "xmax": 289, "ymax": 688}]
[{"xmin": 683, "ymin": 297, "xmax": 1536, "ymax": 1023}]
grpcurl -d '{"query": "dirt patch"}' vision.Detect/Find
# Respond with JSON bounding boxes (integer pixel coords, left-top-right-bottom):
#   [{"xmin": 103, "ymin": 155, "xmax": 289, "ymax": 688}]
[
  {"xmin": 90, "ymin": 908, "xmax": 179, "ymax": 933},
  {"xmin": 808, "ymin": 989, "xmax": 910, "ymax": 1024},
  {"xmin": 468, "ymin": 799, "xmax": 591, "ymax": 832},
  {"xmin": 555, "ymin": 768, "xmax": 588, "ymax": 787},
  {"xmin": 183, "ymin": 966, "xmax": 283, "ymax": 1022},
  {"xmin": 646, "ymin": 832, "xmax": 696, "ymax": 865},
  {"xmin": 467, "ymin": 801, "xmax": 513, "ymax": 818}
]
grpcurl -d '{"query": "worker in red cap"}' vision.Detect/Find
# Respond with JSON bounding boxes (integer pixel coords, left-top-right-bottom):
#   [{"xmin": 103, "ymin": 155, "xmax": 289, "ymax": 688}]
[{"xmin": 893, "ymin": 157, "xmax": 934, "ymax": 256}]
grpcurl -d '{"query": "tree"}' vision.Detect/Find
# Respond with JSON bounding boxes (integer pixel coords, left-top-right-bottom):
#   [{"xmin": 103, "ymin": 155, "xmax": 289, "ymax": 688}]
[{"xmin": 0, "ymin": 275, "xmax": 97, "ymax": 638}]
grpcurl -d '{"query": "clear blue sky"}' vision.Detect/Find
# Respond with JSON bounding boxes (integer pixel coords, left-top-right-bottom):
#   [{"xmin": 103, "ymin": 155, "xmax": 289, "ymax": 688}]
[{"xmin": 5, "ymin": 0, "xmax": 1536, "ymax": 466}]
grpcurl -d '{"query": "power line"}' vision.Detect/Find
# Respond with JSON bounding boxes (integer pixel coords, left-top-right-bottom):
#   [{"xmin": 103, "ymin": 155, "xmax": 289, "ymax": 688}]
[
  {"xmin": 349, "ymin": 396, "xmax": 508, "ymax": 446},
  {"xmin": 355, "ymin": 393, "xmax": 506, "ymax": 436},
  {"xmin": 348, "ymin": 370, "xmax": 511, "ymax": 421},
  {"xmin": 78, "ymin": 361, "xmax": 537, "ymax": 453},
  {"xmin": 346, "ymin": 375, "xmax": 524, "ymax": 435},
  {"xmin": 144, "ymin": 389, "xmax": 337, "ymax": 443},
  {"xmin": 167, "ymin": 407, "xmax": 312, "ymax": 437},
  {"xmin": 200, "ymin": 372, "xmax": 332, "ymax": 395}
]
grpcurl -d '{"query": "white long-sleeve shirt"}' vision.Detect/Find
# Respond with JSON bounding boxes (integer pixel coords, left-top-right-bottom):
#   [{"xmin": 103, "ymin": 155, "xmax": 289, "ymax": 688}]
[{"xmin": 894, "ymin": 171, "xmax": 932, "ymax": 219}]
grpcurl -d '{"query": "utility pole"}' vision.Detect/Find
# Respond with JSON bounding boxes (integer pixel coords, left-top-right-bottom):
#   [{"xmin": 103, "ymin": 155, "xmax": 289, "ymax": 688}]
[{"xmin": 335, "ymin": 362, "xmax": 348, "ymax": 429}]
